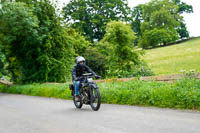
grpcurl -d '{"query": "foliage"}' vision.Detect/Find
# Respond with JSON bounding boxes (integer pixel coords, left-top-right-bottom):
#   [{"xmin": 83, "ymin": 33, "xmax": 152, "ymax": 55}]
[
  {"xmin": 62, "ymin": 0, "xmax": 132, "ymax": 42},
  {"xmin": 131, "ymin": 4, "xmax": 143, "ymax": 38},
  {"xmin": 105, "ymin": 63, "xmax": 154, "ymax": 78},
  {"xmin": 177, "ymin": 22, "xmax": 189, "ymax": 39},
  {"xmin": 131, "ymin": 4, "xmax": 143, "ymax": 45},
  {"xmin": 100, "ymin": 21, "xmax": 142, "ymax": 77},
  {"xmin": 138, "ymin": 0, "xmax": 180, "ymax": 48},
  {"xmin": 143, "ymin": 37, "xmax": 200, "ymax": 75},
  {"xmin": 173, "ymin": 0, "xmax": 193, "ymax": 14},
  {"xmin": 131, "ymin": 0, "xmax": 193, "ymax": 47},
  {"xmin": 1, "ymin": 78, "xmax": 200, "ymax": 110},
  {"xmin": 130, "ymin": 62, "xmax": 154, "ymax": 77},
  {"xmin": 0, "ymin": 43, "xmax": 8, "ymax": 77},
  {"xmin": 181, "ymin": 70, "xmax": 197, "ymax": 79},
  {"xmin": 83, "ymin": 46, "xmax": 108, "ymax": 77},
  {"xmin": 66, "ymin": 28, "xmax": 90, "ymax": 56},
  {"xmin": 0, "ymin": 2, "xmax": 40, "ymax": 82},
  {"xmin": 0, "ymin": 1, "xmax": 75, "ymax": 83},
  {"xmin": 139, "ymin": 28, "xmax": 178, "ymax": 48},
  {"xmin": 172, "ymin": 0, "xmax": 193, "ymax": 39}
]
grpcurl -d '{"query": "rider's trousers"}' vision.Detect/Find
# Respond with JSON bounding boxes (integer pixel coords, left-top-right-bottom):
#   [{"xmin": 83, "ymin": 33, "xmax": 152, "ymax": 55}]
[{"xmin": 73, "ymin": 80, "xmax": 80, "ymax": 96}]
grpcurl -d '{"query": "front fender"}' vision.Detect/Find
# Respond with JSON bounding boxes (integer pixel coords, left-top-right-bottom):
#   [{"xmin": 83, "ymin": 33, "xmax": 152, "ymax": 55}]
[{"xmin": 89, "ymin": 83, "xmax": 98, "ymax": 89}]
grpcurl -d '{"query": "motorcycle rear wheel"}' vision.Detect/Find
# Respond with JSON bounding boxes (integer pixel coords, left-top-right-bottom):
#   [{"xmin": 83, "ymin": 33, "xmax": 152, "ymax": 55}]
[{"xmin": 73, "ymin": 96, "xmax": 83, "ymax": 109}]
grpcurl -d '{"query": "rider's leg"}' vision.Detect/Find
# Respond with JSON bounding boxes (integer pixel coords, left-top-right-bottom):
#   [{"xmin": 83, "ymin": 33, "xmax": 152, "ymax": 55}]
[{"xmin": 73, "ymin": 80, "xmax": 80, "ymax": 96}]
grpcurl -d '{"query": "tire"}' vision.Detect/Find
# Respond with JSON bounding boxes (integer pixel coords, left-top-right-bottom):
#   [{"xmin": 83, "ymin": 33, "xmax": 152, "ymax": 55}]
[
  {"xmin": 73, "ymin": 96, "xmax": 83, "ymax": 109},
  {"xmin": 90, "ymin": 86, "xmax": 101, "ymax": 111},
  {"xmin": 73, "ymin": 87, "xmax": 83, "ymax": 109}
]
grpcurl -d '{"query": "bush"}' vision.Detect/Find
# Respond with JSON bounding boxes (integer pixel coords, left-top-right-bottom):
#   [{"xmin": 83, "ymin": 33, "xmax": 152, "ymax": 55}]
[
  {"xmin": 0, "ymin": 1, "xmax": 75, "ymax": 83},
  {"xmin": 106, "ymin": 62, "xmax": 154, "ymax": 78},
  {"xmin": 99, "ymin": 21, "xmax": 152, "ymax": 78},
  {"xmin": 83, "ymin": 46, "xmax": 108, "ymax": 77}
]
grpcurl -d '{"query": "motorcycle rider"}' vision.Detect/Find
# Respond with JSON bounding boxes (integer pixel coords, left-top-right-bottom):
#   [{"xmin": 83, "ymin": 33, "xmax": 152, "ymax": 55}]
[{"xmin": 72, "ymin": 56, "xmax": 99, "ymax": 101}]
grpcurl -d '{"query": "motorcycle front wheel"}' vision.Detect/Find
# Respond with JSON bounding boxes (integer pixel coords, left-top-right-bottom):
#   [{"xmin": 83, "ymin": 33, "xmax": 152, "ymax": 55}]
[{"xmin": 90, "ymin": 86, "xmax": 101, "ymax": 111}]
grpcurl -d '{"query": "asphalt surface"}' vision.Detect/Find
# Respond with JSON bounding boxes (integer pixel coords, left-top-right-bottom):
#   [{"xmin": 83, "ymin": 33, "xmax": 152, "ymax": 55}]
[{"xmin": 0, "ymin": 93, "xmax": 200, "ymax": 133}]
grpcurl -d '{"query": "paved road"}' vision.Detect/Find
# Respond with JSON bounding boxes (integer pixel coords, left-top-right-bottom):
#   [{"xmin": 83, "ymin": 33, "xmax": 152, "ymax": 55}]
[{"xmin": 0, "ymin": 93, "xmax": 200, "ymax": 133}]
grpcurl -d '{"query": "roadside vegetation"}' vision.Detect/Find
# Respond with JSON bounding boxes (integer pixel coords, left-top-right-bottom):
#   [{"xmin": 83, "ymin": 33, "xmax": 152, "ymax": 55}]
[{"xmin": 1, "ymin": 77, "xmax": 200, "ymax": 110}]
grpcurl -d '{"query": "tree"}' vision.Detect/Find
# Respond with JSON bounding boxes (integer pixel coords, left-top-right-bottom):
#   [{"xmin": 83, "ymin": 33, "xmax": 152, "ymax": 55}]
[
  {"xmin": 131, "ymin": 4, "xmax": 143, "ymax": 45},
  {"xmin": 173, "ymin": 0, "xmax": 193, "ymax": 38},
  {"xmin": 83, "ymin": 46, "xmax": 107, "ymax": 77},
  {"xmin": 138, "ymin": 0, "xmax": 180, "ymax": 48},
  {"xmin": 101, "ymin": 21, "xmax": 141, "ymax": 77},
  {"xmin": 63, "ymin": 0, "xmax": 132, "ymax": 42},
  {"xmin": 131, "ymin": 4, "xmax": 143, "ymax": 37},
  {"xmin": 131, "ymin": 0, "xmax": 193, "ymax": 44},
  {"xmin": 66, "ymin": 28, "xmax": 90, "ymax": 56},
  {"xmin": 0, "ymin": 1, "xmax": 75, "ymax": 83},
  {"xmin": 0, "ymin": 16, "xmax": 8, "ymax": 77},
  {"xmin": 173, "ymin": 0, "xmax": 193, "ymax": 14},
  {"xmin": 0, "ymin": 41, "xmax": 8, "ymax": 77},
  {"xmin": 139, "ymin": 28, "xmax": 178, "ymax": 48},
  {"xmin": 0, "ymin": 2, "xmax": 40, "ymax": 82}
]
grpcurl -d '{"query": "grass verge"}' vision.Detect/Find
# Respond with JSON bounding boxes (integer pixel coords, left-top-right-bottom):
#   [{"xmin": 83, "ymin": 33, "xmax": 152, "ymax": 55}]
[{"xmin": 0, "ymin": 79, "xmax": 200, "ymax": 110}]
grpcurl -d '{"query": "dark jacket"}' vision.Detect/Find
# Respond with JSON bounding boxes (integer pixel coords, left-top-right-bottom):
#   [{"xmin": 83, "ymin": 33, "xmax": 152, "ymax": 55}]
[{"xmin": 72, "ymin": 64, "xmax": 96, "ymax": 81}]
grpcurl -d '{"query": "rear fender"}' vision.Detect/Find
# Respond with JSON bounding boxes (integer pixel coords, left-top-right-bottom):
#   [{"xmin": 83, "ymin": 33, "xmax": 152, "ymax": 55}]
[
  {"xmin": 69, "ymin": 84, "xmax": 74, "ymax": 90},
  {"xmin": 69, "ymin": 84, "xmax": 74, "ymax": 96}
]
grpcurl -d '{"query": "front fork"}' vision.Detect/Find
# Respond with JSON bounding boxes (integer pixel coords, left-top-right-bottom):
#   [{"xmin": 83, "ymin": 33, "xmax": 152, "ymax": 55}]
[{"xmin": 89, "ymin": 83, "xmax": 98, "ymax": 102}]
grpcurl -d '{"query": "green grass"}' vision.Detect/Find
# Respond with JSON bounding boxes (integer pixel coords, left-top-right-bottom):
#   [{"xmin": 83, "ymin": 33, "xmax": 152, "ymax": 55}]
[
  {"xmin": 0, "ymin": 83, "xmax": 72, "ymax": 99},
  {"xmin": 1, "ymin": 78, "xmax": 200, "ymax": 110},
  {"xmin": 143, "ymin": 37, "xmax": 200, "ymax": 75},
  {"xmin": 99, "ymin": 79, "xmax": 200, "ymax": 110}
]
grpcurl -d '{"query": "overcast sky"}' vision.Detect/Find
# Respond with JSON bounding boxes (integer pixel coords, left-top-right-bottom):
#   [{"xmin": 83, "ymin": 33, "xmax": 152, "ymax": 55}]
[{"xmin": 58, "ymin": 0, "xmax": 200, "ymax": 37}]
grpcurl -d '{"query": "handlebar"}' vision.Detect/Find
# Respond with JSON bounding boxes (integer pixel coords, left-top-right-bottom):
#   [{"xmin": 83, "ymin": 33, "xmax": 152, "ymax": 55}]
[
  {"xmin": 82, "ymin": 73, "xmax": 93, "ymax": 76},
  {"xmin": 81, "ymin": 73, "xmax": 101, "ymax": 79}
]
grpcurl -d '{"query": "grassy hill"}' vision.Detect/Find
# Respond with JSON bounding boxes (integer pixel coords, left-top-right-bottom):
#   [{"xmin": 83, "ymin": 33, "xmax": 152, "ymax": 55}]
[{"xmin": 143, "ymin": 37, "xmax": 200, "ymax": 75}]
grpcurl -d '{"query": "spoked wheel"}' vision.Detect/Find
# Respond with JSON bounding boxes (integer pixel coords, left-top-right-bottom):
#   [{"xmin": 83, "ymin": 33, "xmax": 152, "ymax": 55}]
[
  {"xmin": 73, "ymin": 96, "xmax": 83, "ymax": 109},
  {"xmin": 90, "ymin": 86, "xmax": 101, "ymax": 111}
]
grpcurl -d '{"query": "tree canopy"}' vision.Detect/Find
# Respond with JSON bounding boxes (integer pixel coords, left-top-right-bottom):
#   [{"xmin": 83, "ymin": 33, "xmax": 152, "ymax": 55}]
[
  {"xmin": 63, "ymin": 0, "xmax": 132, "ymax": 42},
  {"xmin": 131, "ymin": 0, "xmax": 193, "ymax": 46},
  {"xmin": 138, "ymin": 0, "xmax": 181, "ymax": 48},
  {"xmin": 173, "ymin": 0, "xmax": 193, "ymax": 39},
  {"xmin": 100, "ymin": 21, "xmax": 141, "ymax": 77},
  {"xmin": 0, "ymin": 1, "xmax": 79, "ymax": 83}
]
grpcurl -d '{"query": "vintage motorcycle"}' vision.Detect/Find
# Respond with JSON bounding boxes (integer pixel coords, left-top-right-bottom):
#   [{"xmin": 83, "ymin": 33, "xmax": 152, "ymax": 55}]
[{"xmin": 69, "ymin": 73, "xmax": 101, "ymax": 111}]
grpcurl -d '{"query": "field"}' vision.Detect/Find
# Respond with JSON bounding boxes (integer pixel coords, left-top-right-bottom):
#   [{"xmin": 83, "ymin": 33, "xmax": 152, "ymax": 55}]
[{"xmin": 143, "ymin": 37, "xmax": 200, "ymax": 75}]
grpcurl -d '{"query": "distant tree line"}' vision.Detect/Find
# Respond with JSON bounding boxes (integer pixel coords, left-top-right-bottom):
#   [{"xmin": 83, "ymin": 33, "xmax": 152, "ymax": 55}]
[{"xmin": 63, "ymin": 0, "xmax": 193, "ymax": 47}]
